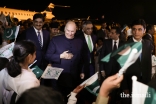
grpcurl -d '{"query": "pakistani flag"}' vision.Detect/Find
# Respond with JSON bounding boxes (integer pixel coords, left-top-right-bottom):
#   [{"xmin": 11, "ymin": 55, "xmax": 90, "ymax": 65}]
[
  {"xmin": 101, "ymin": 42, "xmax": 142, "ymax": 75},
  {"xmin": 80, "ymin": 72, "xmax": 100, "ymax": 96},
  {"xmin": 41, "ymin": 65, "xmax": 63, "ymax": 80},
  {"xmin": 31, "ymin": 65, "xmax": 43, "ymax": 78},
  {"xmin": 132, "ymin": 76, "xmax": 156, "ymax": 104},
  {"xmin": 3, "ymin": 25, "xmax": 20, "ymax": 40},
  {"xmin": 5, "ymin": 14, "xmax": 13, "ymax": 26},
  {"xmin": 0, "ymin": 42, "xmax": 14, "ymax": 58},
  {"xmin": 0, "ymin": 13, "xmax": 7, "ymax": 25}
]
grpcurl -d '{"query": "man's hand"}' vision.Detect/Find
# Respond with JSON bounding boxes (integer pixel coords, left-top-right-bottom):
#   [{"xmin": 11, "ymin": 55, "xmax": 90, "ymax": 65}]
[
  {"xmin": 80, "ymin": 73, "xmax": 85, "ymax": 79},
  {"xmin": 101, "ymin": 71, "xmax": 105, "ymax": 77},
  {"xmin": 60, "ymin": 51, "xmax": 73, "ymax": 59}
]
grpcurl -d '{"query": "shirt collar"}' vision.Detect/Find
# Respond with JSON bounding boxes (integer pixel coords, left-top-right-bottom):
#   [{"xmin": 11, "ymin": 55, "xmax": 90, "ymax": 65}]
[
  {"xmin": 33, "ymin": 26, "xmax": 42, "ymax": 33},
  {"xmin": 84, "ymin": 33, "xmax": 91, "ymax": 37},
  {"xmin": 113, "ymin": 39, "xmax": 119, "ymax": 43},
  {"xmin": 133, "ymin": 37, "xmax": 142, "ymax": 42}
]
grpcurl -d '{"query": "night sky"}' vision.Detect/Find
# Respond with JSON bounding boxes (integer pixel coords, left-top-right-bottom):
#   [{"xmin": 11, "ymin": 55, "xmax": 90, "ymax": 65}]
[{"xmin": 1, "ymin": 0, "xmax": 156, "ymax": 24}]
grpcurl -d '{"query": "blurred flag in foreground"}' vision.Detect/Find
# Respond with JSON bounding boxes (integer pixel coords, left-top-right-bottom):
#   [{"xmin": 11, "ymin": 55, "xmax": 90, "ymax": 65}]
[{"xmin": 101, "ymin": 42, "xmax": 142, "ymax": 75}]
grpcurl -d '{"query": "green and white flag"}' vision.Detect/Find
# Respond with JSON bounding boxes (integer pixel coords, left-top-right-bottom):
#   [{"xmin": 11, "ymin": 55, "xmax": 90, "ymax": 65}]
[
  {"xmin": 80, "ymin": 72, "xmax": 100, "ymax": 96},
  {"xmin": 41, "ymin": 65, "xmax": 64, "ymax": 80},
  {"xmin": 132, "ymin": 76, "xmax": 156, "ymax": 104},
  {"xmin": 29, "ymin": 60, "xmax": 43, "ymax": 78},
  {"xmin": 0, "ymin": 13, "xmax": 7, "ymax": 26},
  {"xmin": 101, "ymin": 42, "xmax": 142, "ymax": 75},
  {"xmin": 0, "ymin": 42, "xmax": 14, "ymax": 58},
  {"xmin": 3, "ymin": 25, "xmax": 20, "ymax": 40},
  {"xmin": 31, "ymin": 65, "xmax": 43, "ymax": 78}
]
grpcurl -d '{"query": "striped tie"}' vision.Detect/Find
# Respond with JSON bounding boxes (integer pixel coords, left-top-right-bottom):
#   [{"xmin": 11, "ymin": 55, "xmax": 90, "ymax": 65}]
[{"xmin": 37, "ymin": 31, "xmax": 42, "ymax": 47}]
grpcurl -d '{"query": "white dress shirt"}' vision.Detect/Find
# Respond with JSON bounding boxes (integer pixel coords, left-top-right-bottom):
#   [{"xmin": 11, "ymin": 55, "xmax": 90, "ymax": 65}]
[
  {"xmin": 112, "ymin": 39, "xmax": 119, "ymax": 50},
  {"xmin": 33, "ymin": 27, "xmax": 43, "ymax": 46},
  {"xmin": 133, "ymin": 37, "xmax": 142, "ymax": 42}
]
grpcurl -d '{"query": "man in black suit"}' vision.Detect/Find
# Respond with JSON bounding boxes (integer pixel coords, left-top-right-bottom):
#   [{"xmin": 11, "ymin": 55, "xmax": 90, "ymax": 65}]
[
  {"xmin": 143, "ymin": 24, "xmax": 155, "ymax": 55},
  {"xmin": 96, "ymin": 21, "xmax": 109, "ymax": 40},
  {"xmin": 121, "ymin": 19, "xmax": 153, "ymax": 104},
  {"xmin": 99, "ymin": 27, "xmax": 125, "ymax": 79},
  {"xmin": 99, "ymin": 27, "xmax": 125, "ymax": 104}
]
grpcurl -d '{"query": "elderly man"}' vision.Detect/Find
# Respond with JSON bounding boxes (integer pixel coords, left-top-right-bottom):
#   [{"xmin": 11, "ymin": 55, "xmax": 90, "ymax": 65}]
[{"xmin": 45, "ymin": 20, "xmax": 83, "ymax": 103}]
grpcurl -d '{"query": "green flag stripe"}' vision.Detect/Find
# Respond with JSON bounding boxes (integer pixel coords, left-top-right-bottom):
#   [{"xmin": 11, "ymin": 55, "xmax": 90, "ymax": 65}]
[{"xmin": 85, "ymin": 79, "xmax": 100, "ymax": 96}]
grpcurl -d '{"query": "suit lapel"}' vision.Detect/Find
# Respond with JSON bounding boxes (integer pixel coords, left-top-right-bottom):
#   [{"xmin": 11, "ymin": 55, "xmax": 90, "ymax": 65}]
[
  {"xmin": 42, "ymin": 30, "xmax": 46, "ymax": 49},
  {"xmin": 110, "ymin": 39, "xmax": 113, "ymax": 51},
  {"xmin": 82, "ymin": 33, "xmax": 90, "ymax": 52},
  {"xmin": 141, "ymin": 39, "xmax": 146, "ymax": 62}
]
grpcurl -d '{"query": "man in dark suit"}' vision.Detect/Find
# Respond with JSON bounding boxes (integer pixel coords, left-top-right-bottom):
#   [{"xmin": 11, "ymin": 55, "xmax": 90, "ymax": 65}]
[
  {"xmin": 99, "ymin": 27, "xmax": 125, "ymax": 104},
  {"xmin": 76, "ymin": 20, "xmax": 97, "ymax": 79},
  {"xmin": 121, "ymin": 19, "xmax": 153, "ymax": 104},
  {"xmin": 76, "ymin": 21, "xmax": 97, "ymax": 104},
  {"xmin": 143, "ymin": 24, "xmax": 155, "ymax": 55},
  {"xmin": 96, "ymin": 21, "xmax": 109, "ymax": 40},
  {"xmin": 45, "ymin": 21, "xmax": 83, "ymax": 103},
  {"xmin": 17, "ymin": 13, "xmax": 50, "ymax": 70},
  {"xmin": 99, "ymin": 27, "xmax": 125, "ymax": 79}
]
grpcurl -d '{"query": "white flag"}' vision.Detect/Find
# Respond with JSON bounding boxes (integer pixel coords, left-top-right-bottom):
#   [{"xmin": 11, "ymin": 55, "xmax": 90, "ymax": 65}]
[
  {"xmin": 41, "ymin": 65, "xmax": 63, "ymax": 80},
  {"xmin": 152, "ymin": 55, "xmax": 156, "ymax": 67},
  {"xmin": 0, "ymin": 42, "xmax": 14, "ymax": 58}
]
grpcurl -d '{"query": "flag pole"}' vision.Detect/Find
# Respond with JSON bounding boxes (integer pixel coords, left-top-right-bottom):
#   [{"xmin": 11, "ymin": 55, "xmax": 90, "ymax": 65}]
[
  {"xmin": 28, "ymin": 60, "xmax": 37, "ymax": 68},
  {"xmin": 14, "ymin": 25, "xmax": 20, "ymax": 43},
  {"xmin": 39, "ymin": 76, "xmax": 42, "ymax": 81}
]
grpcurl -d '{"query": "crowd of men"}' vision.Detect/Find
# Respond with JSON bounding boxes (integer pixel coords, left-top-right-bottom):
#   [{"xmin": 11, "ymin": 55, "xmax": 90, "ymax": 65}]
[{"xmin": 0, "ymin": 12, "xmax": 155, "ymax": 104}]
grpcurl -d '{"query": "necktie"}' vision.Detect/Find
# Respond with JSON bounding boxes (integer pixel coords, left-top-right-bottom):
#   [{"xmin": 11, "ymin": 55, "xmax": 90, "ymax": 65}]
[
  {"xmin": 37, "ymin": 31, "xmax": 42, "ymax": 47},
  {"xmin": 139, "ymin": 52, "xmax": 142, "ymax": 61},
  {"xmin": 88, "ymin": 35, "xmax": 92, "ymax": 52},
  {"xmin": 113, "ymin": 41, "xmax": 117, "ymax": 51}
]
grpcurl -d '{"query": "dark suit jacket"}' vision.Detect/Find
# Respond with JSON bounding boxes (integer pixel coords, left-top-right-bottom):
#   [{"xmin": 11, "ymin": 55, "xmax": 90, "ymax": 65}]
[
  {"xmin": 76, "ymin": 33, "xmax": 97, "ymax": 78},
  {"xmin": 17, "ymin": 27, "xmax": 50, "ymax": 70},
  {"xmin": 121, "ymin": 39, "xmax": 152, "ymax": 91},
  {"xmin": 45, "ymin": 35, "xmax": 83, "ymax": 87},
  {"xmin": 143, "ymin": 33, "xmax": 155, "ymax": 55},
  {"xmin": 97, "ymin": 29, "xmax": 107, "ymax": 40},
  {"xmin": 99, "ymin": 39, "xmax": 125, "ymax": 77}
]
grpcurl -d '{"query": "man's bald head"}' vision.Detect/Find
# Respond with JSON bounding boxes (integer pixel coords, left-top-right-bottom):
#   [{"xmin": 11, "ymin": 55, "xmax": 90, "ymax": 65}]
[{"xmin": 64, "ymin": 21, "xmax": 77, "ymax": 39}]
